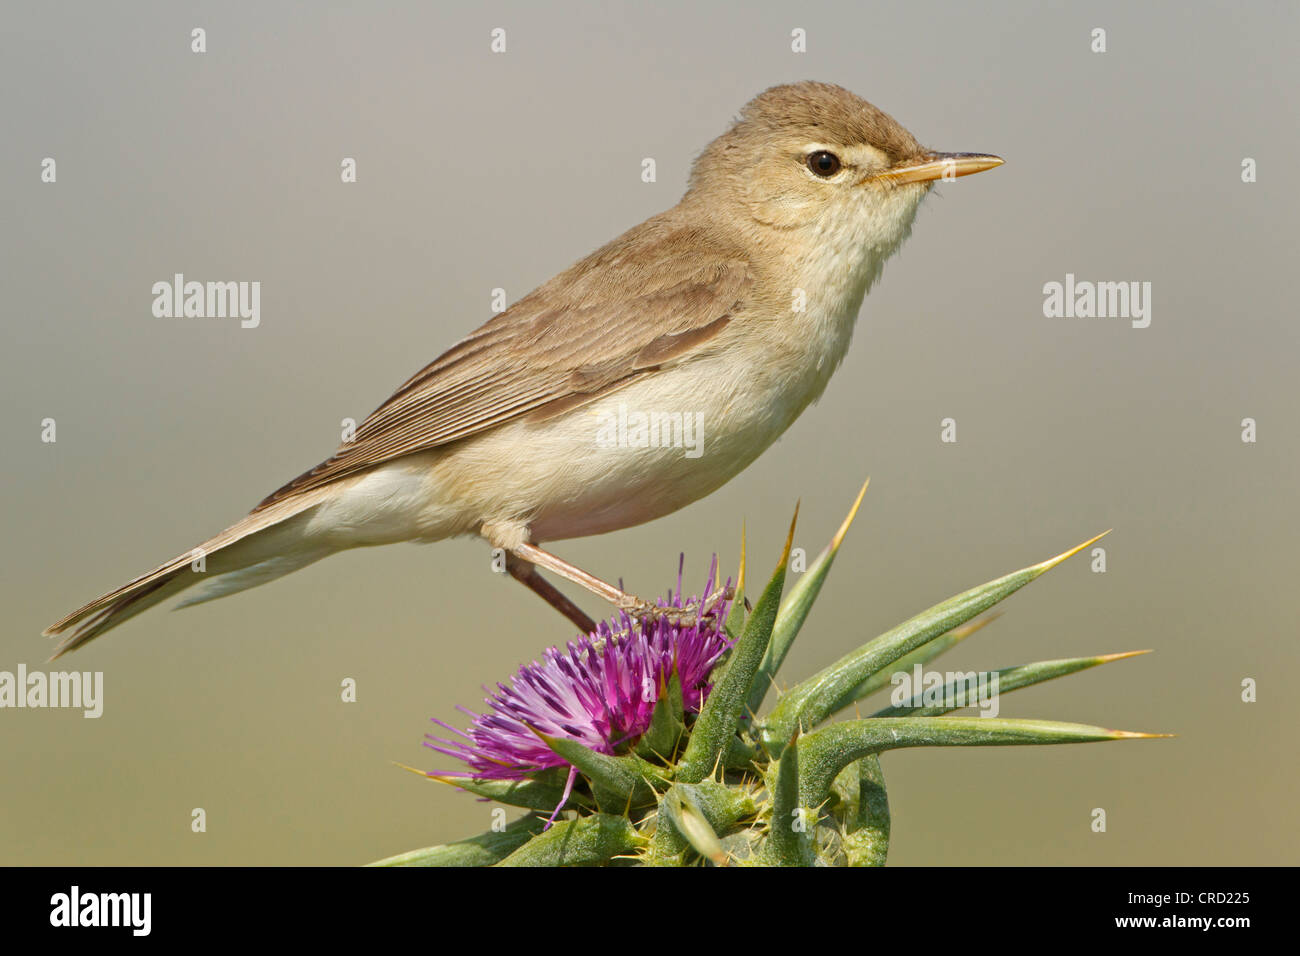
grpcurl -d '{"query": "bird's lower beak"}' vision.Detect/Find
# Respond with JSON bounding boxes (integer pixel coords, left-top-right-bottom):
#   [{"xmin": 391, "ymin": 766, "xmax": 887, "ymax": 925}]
[{"xmin": 875, "ymin": 152, "xmax": 1004, "ymax": 186}]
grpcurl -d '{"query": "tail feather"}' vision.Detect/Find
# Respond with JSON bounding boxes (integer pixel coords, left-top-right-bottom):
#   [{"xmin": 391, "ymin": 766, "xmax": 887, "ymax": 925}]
[
  {"xmin": 45, "ymin": 494, "xmax": 326, "ymax": 658},
  {"xmin": 47, "ymin": 574, "xmax": 194, "ymax": 660},
  {"xmin": 173, "ymin": 552, "xmax": 329, "ymax": 609}
]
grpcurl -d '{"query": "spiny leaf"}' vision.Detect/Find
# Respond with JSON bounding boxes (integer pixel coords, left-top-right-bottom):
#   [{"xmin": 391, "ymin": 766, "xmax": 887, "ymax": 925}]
[
  {"xmin": 724, "ymin": 524, "xmax": 747, "ymax": 640},
  {"xmin": 367, "ymin": 814, "xmax": 546, "ymax": 867},
  {"xmin": 662, "ymin": 787, "xmax": 728, "ymax": 865},
  {"xmin": 531, "ymin": 730, "xmax": 656, "ymax": 811},
  {"xmin": 635, "ymin": 667, "xmax": 687, "ymax": 760},
  {"xmin": 665, "ymin": 662, "xmax": 685, "ymax": 725},
  {"xmin": 678, "ymin": 505, "xmax": 798, "ymax": 783},
  {"xmin": 826, "ymin": 615, "xmax": 999, "ymax": 715},
  {"xmin": 838, "ymin": 755, "xmax": 890, "ymax": 867},
  {"xmin": 685, "ymin": 779, "xmax": 762, "ymax": 830},
  {"xmin": 797, "ymin": 716, "xmax": 1165, "ymax": 808},
  {"xmin": 765, "ymin": 732, "xmax": 815, "ymax": 866},
  {"xmin": 749, "ymin": 479, "xmax": 869, "ymax": 715},
  {"xmin": 407, "ymin": 764, "xmax": 592, "ymax": 813},
  {"xmin": 872, "ymin": 650, "xmax": 1152, "ymax": 718},
  {"xmin": 495, "ymin": 813, "xmax": 644, "ymax": 867},
  {"xmin": 760, "ymin": 532, "xmax": 1109, "ymax": 747},
  {"xmin": 646, "ymin": 781, "xmax": 760, "ymax": 865}
]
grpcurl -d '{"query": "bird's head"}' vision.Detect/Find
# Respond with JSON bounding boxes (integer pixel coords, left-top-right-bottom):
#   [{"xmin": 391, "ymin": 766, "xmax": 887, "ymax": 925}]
[{"xmin": 687, "ymin": 81, "xmax": 1001, "ymax": 258}]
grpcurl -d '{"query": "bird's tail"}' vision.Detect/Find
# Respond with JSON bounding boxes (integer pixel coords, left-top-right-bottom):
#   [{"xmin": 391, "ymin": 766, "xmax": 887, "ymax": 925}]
[{"xmin": 43, "ymin": 494, "xmax": 329, "ymax": 659}]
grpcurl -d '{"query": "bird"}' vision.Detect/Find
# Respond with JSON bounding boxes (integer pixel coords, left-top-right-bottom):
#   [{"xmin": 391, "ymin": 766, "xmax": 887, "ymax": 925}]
[{"xmin": 45, "ymin": 81, "xmax": 1002, "ymax": 657}]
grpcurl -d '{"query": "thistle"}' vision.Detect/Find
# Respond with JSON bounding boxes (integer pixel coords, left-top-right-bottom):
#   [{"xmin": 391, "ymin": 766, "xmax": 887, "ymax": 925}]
[
  {"xmin": 423, "ymin": 559, "xmax": 733, "ymax": 826},
  {"xmin": 373, "ymin": 481, "xmax": 1165, "ymax": 867}
]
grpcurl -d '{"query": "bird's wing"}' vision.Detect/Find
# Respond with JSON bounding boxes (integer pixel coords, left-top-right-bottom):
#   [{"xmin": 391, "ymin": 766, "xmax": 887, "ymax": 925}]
[{"xmin": 254, "ymin": 222, "xmax": 753, "ymax": 511}]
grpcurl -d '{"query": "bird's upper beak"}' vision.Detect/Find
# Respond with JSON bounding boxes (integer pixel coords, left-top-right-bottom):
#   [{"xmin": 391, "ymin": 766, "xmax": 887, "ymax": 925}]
[{"xmin": 875, "ymin": 151, "xmax": 1004, "ymax": 186}]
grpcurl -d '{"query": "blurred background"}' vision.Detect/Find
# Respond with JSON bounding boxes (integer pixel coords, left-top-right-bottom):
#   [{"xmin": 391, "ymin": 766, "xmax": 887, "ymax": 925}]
[{"xmin": 3, "ymin": 1, "xmax": 1296, "ymax": 865}]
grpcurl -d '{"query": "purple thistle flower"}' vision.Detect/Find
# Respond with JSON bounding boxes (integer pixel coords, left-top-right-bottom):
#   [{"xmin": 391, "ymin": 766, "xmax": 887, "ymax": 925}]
[{"xmin": 425, "ymin": 557, "xmax": 732, "ymax": 807}]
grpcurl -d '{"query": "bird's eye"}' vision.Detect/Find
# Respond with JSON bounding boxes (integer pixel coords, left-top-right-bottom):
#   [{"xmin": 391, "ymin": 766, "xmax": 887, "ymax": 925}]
[{"xmin": 807, "ymin": 151, "xmax": 842, "ymax": 177}]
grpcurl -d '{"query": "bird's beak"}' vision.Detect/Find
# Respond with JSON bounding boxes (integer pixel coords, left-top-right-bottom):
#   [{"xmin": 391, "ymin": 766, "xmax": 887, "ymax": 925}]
[{"xmin": 875, "ymin": 152, "xmax": 1004, "ymax": 186}]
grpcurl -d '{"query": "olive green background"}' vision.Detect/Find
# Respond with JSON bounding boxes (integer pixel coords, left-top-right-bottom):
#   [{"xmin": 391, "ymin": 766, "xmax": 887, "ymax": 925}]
[{"xmin": 3, "ymin": 1, "xmax": 1296, "ymax": 865}]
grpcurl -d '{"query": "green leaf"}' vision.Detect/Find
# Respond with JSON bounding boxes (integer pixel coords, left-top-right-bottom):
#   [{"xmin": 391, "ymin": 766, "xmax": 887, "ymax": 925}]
[
  {"xmin": 764, "ymin": 732, "xmax": 815, "ymax": 866},
  {"xmin": 749, "ymin": 480, "xmax": 868, "ymax": 715},
  {"xmin": 635, "ymin": 668, "xmax": 687, "ymax": 761},
  {"xmin": 825, "ymin": 615, "xmax": 998, "ymax": 715},
  {"xmin": 367, "ymin": 814, "xmax": 546, "ymax": 866},
  {"xmin": 678, "ymin": 506, "xmax": 798, "ymax": 783},
  {"xmin": 661, "ymin": 787, "xmax": 728, "ymax": 865},
  {"xmin": 665, "ymin": 664, "xmax": 685, "ymax": 725},
  {"xmin": 724, "ymin": 525, "xmax": 747, "ymax": 641},
  {"xmin": 495, "ymin": 814, "xmax": 644, "ymax": 867},
  {"xmin": 416, "ymin": 766, "xmax": 591, "ymax": 813},
  {"xmin": 686, "ymin": 779, "xmax": 761, "ymax": 831},
  {"xmin": 645, "ymin": 780, "xmax": 760, "ymax": 866},
  {"xmin": 837, "ymin": 755, "xmax": 890, "ymax": 867},
  {"xmin": 760, "ymin": 532, "xmax": 1109, "ymax": 748},
  {"xmin": 533, "ymin": 732, "xmax": 657, "ymax": 812},
  {"xmin": 871, "ymin": 650, "xmax": 1151, "ymax": 718},
  {"xmin": 797, "ymin": 716, "xmax": 1163, "ymax": 808}
]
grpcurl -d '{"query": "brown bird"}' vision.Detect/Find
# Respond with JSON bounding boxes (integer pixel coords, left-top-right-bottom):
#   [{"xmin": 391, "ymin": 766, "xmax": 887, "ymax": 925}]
[{"xmin": 45, "ymin": 81, "xmax": 1001, "ymax": 657}]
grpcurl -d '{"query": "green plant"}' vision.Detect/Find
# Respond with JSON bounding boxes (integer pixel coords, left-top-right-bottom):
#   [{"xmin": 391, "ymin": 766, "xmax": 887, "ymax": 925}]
[{"xmin": 372, "ymin": 482, "xmax": 1162, "ymax": 866}]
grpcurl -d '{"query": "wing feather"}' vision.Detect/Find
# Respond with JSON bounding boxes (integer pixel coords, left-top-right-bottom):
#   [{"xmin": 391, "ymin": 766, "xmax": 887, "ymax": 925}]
[{"xmin": 254, "ymin": 217, "xmax": 753, "ymax": 511}]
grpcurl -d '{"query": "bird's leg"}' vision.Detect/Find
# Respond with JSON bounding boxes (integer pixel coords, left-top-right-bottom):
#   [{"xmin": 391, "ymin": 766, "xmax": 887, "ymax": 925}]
[
  {"xmin": 504, "ymin": 553, "xmax": 597, "ymax": 635},
  {"xmin": 510, "ymin": 542, "xmax": 708, "ymax": 626}
]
